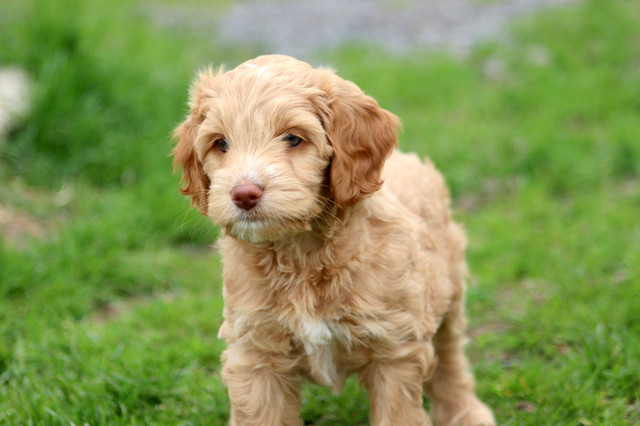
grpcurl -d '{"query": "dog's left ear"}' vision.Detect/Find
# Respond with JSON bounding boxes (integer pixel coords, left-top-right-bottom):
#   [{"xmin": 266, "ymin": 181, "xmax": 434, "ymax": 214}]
[
  {"xmin": 172, "ymin": 68, "xmax": 219, "ymax": 215},
  {"xmin": 315, "ymin": 71, "xmax": 400, "ymax": 208}
]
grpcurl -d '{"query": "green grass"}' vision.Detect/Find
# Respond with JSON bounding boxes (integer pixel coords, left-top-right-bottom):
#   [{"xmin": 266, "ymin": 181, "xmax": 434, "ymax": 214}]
[{"xmin": 1, "ymin": 0, "xmax": 639, "ymax": 424}]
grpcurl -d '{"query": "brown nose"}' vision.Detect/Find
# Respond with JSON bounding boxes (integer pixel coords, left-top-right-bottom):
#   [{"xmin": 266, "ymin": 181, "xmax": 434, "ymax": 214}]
[{"xmin": 231, "ymin": 182, "xmax": 263, "ymax": 210}]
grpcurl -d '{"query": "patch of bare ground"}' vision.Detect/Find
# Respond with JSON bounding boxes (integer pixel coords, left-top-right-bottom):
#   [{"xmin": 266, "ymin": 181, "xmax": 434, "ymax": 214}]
[
  {"xmin": 0, "ymin": 180, "xmax": 71, "ymax": 249},
  {"xmin": 90, "ymin": 292, "xmax": 181, "ymax": 324},
  {"xmin": 0, "ymin": 204, "xmax": 46, "ymax": 247},
  {"xmin": 457, "ymin": 177, "xmax": 523, "ymax": 213}
]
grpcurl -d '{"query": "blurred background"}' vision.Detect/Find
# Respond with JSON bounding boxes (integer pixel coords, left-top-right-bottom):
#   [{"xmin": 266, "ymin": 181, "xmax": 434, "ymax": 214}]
[{"xmin": 0, "ymin": 0, "xmax": 638, "ymax": 424}]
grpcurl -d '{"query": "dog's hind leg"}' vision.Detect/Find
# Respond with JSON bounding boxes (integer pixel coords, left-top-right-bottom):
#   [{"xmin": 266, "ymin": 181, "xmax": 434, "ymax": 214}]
[{"xmin": 423, "ymin": 295, "xmax": 495, "ymax": 426}]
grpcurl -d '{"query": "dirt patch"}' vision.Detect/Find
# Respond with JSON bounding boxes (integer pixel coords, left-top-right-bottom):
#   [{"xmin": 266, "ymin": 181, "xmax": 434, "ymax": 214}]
[
  {"xmin": 0, "ymin": 205, "xmax": 46, "ymax": 247},
  {"xmin": 90, "ymin": 292, "xmax": 181, "ymax": 324}
]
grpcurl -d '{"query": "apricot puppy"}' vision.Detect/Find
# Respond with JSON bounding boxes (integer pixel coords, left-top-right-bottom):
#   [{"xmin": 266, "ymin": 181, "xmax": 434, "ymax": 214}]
[{"xmin": 173, "ymin": 55, "xmax": 495, "ymax": 426}]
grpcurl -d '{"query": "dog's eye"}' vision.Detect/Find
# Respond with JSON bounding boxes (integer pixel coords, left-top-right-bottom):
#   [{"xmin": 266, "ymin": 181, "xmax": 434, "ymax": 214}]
[
  {"xmin": 283, "ymin": 134, "xmax": 303, "ymax": 147},
  {"xmin": 215, "ymin": 138, "xmax": 229, "ymax": 153}
]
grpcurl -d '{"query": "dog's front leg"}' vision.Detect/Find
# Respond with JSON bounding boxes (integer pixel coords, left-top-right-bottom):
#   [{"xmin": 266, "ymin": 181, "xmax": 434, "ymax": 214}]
[
  {"xmin": 359, "ymin": 342, "xmax": 434, "ymax": 426},
  {"xmin": 221, "ymin": 344, "xmax": 302, "ymax": 426}
]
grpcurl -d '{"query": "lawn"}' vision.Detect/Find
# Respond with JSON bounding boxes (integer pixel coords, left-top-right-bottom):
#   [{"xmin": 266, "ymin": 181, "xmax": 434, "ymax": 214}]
[{"xmin": 0, "ymin": 0, "xmax": 639, "ymax": 424}]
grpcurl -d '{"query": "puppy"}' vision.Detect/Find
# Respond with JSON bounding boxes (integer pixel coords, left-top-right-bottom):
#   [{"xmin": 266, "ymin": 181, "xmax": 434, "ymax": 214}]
[{"xmin": 173, "ymin": 55, "xmax": 495, "ymax": 426}]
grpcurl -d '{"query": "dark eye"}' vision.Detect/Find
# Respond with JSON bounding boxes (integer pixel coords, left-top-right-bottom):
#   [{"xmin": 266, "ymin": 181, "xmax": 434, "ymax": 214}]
[
  {"xmin": 215, "ymin": 138, "xmax": 229, "ymax": 153},
  {"xmin": 283, "ymin": 134, "xmax": 303, "ymax": 147}
]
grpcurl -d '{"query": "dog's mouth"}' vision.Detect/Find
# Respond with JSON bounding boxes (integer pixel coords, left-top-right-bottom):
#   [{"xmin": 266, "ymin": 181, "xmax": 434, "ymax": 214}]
[
  {"xmin": 226, "ymin": 210, "xmax": 313, "ymax": 243},
  {"xmin": 210, "ymin": 182, "xmax": 327, "ymax": 243},
  {"xmin": 236, "ymin": 210, "xmax": 263, "ymax": 223}
]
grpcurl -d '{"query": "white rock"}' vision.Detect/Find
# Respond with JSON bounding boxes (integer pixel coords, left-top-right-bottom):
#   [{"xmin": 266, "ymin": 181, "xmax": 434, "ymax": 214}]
[{"xmin": 0, "ymin": 66, "xmax": 32, "ymax": 139}]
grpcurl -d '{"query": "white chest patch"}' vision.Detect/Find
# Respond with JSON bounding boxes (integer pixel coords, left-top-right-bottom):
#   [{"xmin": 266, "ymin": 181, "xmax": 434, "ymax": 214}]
[
  {"xmin": 301, "ymin": 319, "xmax": 332, "ymax": 353},
  {"xmin": 297, "ymin": 319, "xmax": 348, "ymax": 391}
]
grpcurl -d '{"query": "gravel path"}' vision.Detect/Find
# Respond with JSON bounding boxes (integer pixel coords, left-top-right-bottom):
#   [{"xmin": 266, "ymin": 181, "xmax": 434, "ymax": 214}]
[
  {"xmin": 1, "ymin": 0, "xmax": 580, "ymax": 139},
  {"xmin": 221, "ymin": 0, "xmax": 576, "ymax": 56},
  {"xmin": 151, "ymin": 0, "xmax": 578, "ymax": 59},
  {"xmin": 1, "ymin": 0, "xmax": 580, "ymax": 138},
  {"xmin": 0, "ymin": 0, "xmax": 579, "ymax": 243}
]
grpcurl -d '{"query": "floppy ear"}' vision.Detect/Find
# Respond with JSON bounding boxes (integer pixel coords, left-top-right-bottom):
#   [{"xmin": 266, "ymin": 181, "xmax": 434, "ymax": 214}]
[
  {"xmin": 319, "ymin": 72, "xmax": 400, "ymax": 208},
  {"xmin": 172, "ymin": 68, "xmax": 219, "ymax": 215}
]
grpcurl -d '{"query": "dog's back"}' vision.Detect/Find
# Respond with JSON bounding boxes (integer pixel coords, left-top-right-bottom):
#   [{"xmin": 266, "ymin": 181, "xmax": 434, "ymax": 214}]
[{"xmin": 383, "ymin": 150, "xmax": 467, "ymax": 272}]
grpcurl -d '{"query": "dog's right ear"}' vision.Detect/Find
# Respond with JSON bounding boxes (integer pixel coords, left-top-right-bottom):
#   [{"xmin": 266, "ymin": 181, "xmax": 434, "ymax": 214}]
[
  {"xmin": 172, "ymin": 68, "xmax": 219, "ymax": 215},
  {"xmin": 311, "ymin": 69, "xmax": 400, "ymax": 209}
]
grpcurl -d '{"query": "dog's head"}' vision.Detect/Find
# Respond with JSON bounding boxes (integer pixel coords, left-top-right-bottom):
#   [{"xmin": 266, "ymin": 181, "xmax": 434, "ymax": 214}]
[{"xmin": 173, "ymin": 55, "xmax": 399, "ymax": 243}]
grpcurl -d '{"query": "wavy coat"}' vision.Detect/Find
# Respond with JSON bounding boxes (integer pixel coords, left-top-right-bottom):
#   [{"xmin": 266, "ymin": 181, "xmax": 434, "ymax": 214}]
[{"xmin": 173, "ymin": 55, "xmax": 494, "ymax": 426}]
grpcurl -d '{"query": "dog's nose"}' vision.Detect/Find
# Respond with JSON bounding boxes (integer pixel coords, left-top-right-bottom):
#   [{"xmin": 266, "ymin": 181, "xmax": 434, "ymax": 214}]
[{"xmin": 231, "ymin": 182, "xmax": 263, "ymax": 210}]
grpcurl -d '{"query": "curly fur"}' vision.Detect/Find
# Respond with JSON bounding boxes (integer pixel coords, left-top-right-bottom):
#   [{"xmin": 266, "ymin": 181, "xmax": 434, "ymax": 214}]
[{"xmin": 173, "ymin": 55, "xmax": 495, "ymax": 426}]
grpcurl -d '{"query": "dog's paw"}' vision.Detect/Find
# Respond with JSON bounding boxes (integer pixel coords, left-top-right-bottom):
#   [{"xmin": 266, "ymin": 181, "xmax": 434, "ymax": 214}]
[
  {"xmin": 455, "ymin": 399, "xmax": 495, "ymax": 426},
  {"xmin": 432, "ymin": 396, "xmax": 495, "ymax": 426}
]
